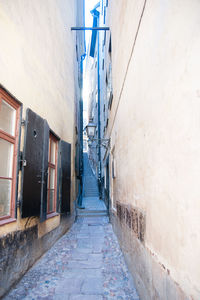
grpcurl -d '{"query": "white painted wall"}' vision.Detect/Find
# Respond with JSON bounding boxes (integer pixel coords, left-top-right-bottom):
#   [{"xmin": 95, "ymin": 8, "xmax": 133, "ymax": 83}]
[
  {"xmin": 108, "ymin": 0, "xmax": 200, "ymax": 298},
  {"xmin": 0, "ymin": 0, "xmax": 79, "ymax": 235},
  {"xmin": 0, "ymin": 0, "xmax": 76, "ymax": 142}
]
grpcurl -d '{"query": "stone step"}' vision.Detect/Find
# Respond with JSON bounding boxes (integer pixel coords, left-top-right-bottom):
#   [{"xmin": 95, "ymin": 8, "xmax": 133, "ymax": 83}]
[
  {"xmin": 84, "ymin": 186, "xmax": 98, "ymax": 189},
  {"xmin": 84, "ymin": 189, "xmax": 98, "ymax": 191},
  {"xmin": 84, "ymin": 193, "xmax": 99, "ymax": 195},
  {"xmin": 77, "ymin": 212, "xmax": 108, "ymax": 217},
  {"xmin": 84, "ymin": 192, "xmax": 99, "ymax": 195},
  {"xmin": 77, "ymin": 209, "xmax": 107, "ymax": 214},
  {"xmin": 84, "ymin": 191, "xmax": 99, "ymax": 193},
  {"xmin": 84, "ymin": 182, "xmax": 98, "ymax": 186},
  {"xmin": 84, "ymin": 195, "xmax": 99, "ymax": 197},
  {"xmin": 84, "ymin": 190, "xmax": 99, "ymax": 193},
  {"xmin": 84, "ymin": 186, "xmax": 98, "ymax": 188},
  {"xmin": 83, "ymin": 153, "xmax": 99, "ymax": 197},
  {"xmin": 84, "ymin": 182, "xmax": 98, "ymax": 185}
]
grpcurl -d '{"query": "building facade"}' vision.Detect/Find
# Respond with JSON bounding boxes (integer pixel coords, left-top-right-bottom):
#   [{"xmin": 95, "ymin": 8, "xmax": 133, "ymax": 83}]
[
  {"xmin": 0, "ymin": 0, "xmax": 84, "ymax": 297},
  {"xmin": 87, "ymin": 1, "xmax": 112, "ymax": 204},
  {"xmin": 87, "ymin": 0, "xmax": 200, "ymax": 299}
]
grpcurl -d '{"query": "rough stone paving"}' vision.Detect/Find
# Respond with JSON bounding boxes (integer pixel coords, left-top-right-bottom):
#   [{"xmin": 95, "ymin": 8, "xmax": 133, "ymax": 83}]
[{"xmin": 4, "ymin": 216, "xmax": 139, "ymax": 300}]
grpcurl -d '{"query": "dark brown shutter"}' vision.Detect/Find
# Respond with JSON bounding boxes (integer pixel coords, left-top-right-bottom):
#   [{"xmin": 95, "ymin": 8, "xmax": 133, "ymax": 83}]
[
  {"xmin": 56, "ymin": 141, "xmax": 61, "ymax": 213},
  {"xmin": 40, "ymin": 120, "xmax": 49, "ymax": 222},
  {"xmin": 60, "ymin": 140, "xmax": 71, "ymax": 213},
  {"xmin": 21, "ymin": 109, "xmax": 49, "ymax": 220}
]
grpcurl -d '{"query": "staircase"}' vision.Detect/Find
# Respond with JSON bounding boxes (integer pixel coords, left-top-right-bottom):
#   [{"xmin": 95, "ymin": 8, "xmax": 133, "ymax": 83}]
[
  {"xmin": 77, "ymin": 153, "xmax": 107, "ymax": 217},
  {"xmin": 82, "ymin": 153, "xmax": 99, "ymax": 197}
]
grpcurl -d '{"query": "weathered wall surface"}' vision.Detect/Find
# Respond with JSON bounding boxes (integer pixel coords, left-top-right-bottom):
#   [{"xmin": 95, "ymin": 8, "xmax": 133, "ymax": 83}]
[
  {"xmin": 0, "ymin": 214, "xmax": 74, "ymax": 298},
  {"xmin": 0, "ymin": 0, "xmax": 80, "ymax": 297},
  {"xmin": 108, "ymin": 0, "xmax": 200, "ymax": 299},
  {"xmin": 0, "ymin": 0, "xmax": 76, "ymax": 232},
  {"xmin": 0, "ymin": 0, "xmax": 75, "ymax": 142},
  {"xmin": 0, "ymin": 0, "xmax": 77, "ymax": 205}
]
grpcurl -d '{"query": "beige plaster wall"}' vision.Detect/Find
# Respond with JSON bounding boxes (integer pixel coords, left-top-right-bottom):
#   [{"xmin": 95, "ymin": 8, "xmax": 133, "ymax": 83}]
[
  {"xmin": 108, "ymin": 0, "xmax": 200, "ymax": 299},
  {"xmin": 0, "ymin": 0, "xmax": 77, "ymax": 235},
  {"xmin": 0, "ymin": 0, "xmax": 76, "ymax": 141}
]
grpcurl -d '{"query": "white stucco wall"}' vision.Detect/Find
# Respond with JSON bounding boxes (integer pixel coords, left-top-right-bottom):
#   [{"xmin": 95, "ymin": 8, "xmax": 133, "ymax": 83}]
[
  {"xmin": 0, "ymin": 0, "xmax": 78, "ymax": 235},
  {"xmin": 0, "ymin": 0, "xmax": 76, "ymax": 142},
  {"xmin": 108, "ymin": 0, "xmax": 200, "ymax": 299}
]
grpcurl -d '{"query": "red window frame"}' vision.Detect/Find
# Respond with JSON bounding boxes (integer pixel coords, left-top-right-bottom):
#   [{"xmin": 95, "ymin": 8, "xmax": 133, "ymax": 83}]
[
  {"xmin": 47, "ymin": 133, "xmax": 58, "ymax": 215},
  {"xmin": 0, "ymin": 88, "xmax": 20, "ymax": 225}
]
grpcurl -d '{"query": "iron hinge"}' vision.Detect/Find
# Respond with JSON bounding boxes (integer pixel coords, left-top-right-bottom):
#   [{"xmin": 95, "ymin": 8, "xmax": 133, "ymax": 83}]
[
  {"xmin": 19, "ymin": 151, "xmax": 27, "ymax": 170},
  {"xmin": 21, "ymin": 119, "xmax": 26, "ymax": 126}
]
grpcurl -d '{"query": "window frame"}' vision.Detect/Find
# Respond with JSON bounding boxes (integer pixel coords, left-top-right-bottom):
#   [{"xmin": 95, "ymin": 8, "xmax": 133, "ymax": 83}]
[
  {"xmin": 0, "ymin": 88, "xmax": 21, "ymax": 225},
  {"xmin": 47, "ymin": 133, "xmax": 58, "ymax": 216}
]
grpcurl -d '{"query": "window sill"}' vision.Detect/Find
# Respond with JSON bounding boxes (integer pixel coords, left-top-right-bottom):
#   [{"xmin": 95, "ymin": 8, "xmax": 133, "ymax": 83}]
[
  {"xmin": 0, "ymin": 217, "xmax": 16, "ymax": 226},
  {"xmin": 47, "ymin": 212, "xmax": 59, "ymax": 220}
]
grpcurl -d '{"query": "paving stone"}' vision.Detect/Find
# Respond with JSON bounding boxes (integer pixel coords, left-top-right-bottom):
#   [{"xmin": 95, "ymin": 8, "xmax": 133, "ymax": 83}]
[
  {"xmin": 89, "ymin": 253, "xmax": 103, "ymax": 262},
  {"xmin": 92, "ymin": 244, "xmax": 104, "ymax": 253},
  {"xmin": 77, "ymin": 239, "xmax": 93, "ymax": 249},
  {"xmin": 81, "ymin": 277, "xmax": 103, "ymax": 294},
  {"xmin": 4, "ymin": 214, "xmax": 139, "ymax": 300},
  {"xmin": 91, "ymin": 238, "xmax": 105, "ymax": 245},
  {"xmin": 54, "ymin": 294, "xmax": 70, "ymax": 300},
  {"xmin": 73, "ymin": 248, "xmax": 92, "ymax": 254},
  {"xmin": 63, "ymin": 268, "xmax": 102, "ymax": 279},
  {"xmin": 55, "ymin": 278, "xmax": 83, "ymax": 294},
  {"xmin": 70, "ymin": 295, "xmax": 103, "ymax": 300},
  {"xmin": 76, "ymin": 234, "xmax": 89, "ymax": 238},
  {"xmin": 71, "ymin": 252, "xmax": 89, "ymax": 261},
  {"xmin": 67, "ymin": 259, "xmax": 102, "ymax": 269},
  {"xmin": 90, "ymin": 232, "xmax": 105, "ymax": 238}
]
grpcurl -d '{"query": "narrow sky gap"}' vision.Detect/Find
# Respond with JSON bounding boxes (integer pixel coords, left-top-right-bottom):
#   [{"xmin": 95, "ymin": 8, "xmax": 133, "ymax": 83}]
[{"xmin": 83, "ymin": 0, "xmax": 99, "ymax": 126}]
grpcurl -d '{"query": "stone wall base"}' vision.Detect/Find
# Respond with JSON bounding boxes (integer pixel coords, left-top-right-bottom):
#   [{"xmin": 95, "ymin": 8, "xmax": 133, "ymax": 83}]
[
  {"xmin": 0, "ymin": 213, "xmax": 75, "ymax": 298},
  {"xmin": 110, "ymin": 212, "xmax": 189, "ymax": 300}
]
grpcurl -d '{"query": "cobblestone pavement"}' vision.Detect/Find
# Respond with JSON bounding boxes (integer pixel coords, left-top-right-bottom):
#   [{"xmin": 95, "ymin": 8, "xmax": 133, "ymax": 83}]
[{"xmin": 4, "ymin": 216, "xmax": 139, "ymax": 300}]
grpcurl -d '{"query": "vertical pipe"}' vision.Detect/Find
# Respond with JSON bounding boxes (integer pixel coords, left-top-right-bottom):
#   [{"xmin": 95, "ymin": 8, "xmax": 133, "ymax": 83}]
[
  {"xmin": 77, "ymin": 0, "xmax": 86, "ymax": 208},
  {"xmin": 78, "ymin": 55, "xmax": 85, "ymax": 207}
]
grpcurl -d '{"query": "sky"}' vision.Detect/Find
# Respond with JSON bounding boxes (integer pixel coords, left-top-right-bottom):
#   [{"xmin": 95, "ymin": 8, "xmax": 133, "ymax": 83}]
[{"xmin": 83, "ymin": 0, "xmax": 99, "ymax": 119}]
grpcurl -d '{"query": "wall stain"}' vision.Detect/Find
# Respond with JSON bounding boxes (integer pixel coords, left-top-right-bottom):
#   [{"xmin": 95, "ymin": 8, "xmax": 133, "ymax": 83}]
[{"xmin": 116, "ymin": 201, "xmax": 146, "ymax": 243}]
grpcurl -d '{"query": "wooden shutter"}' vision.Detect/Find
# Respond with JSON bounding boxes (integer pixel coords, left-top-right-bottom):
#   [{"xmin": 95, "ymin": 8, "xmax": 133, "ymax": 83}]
[
  {"xmin": 56, "ymin": 141, "xmax": 61, "ymax": 213},
  {"xmin": 21, "ymin": 109, "xmax": 49, "ymax": 220},
  {"xmin": 60, "ymin": 140, "xmax": 71, "ymax": 213},
  {"xmin": 40, "ymin": 120, "xmax": 49, "ymax": 221}
]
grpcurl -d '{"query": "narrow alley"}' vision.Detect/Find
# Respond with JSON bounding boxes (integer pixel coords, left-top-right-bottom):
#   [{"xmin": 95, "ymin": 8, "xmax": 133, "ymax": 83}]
[
  {"xmin": 1, "ymin": 0, "xmax": 200, "ymax": 299},
  {"xmin": 4, "ymin": 154, "xmax": 139, "ymax": 300}
]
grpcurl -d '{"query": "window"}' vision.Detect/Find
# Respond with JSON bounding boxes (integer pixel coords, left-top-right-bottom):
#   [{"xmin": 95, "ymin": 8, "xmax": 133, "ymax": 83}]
[
  {"xmin": 47, "ymin": 134, "xmax": 58, "ymax": 214},
  {"xmin": 102, "ymin": 59, "xmax": 104, "ymax": 70},
  {"xmin": 108, "ymin": 35, "xmax": 112, "ymax": 54},
  {"xmin": 47, "ymin": 133, "xmax": 58, "ymax": 214},
  {"xmin": 103, "ymin": 5, "xmax": 106, "ymax": 24},
  {"xmin": 0, "ymin": 88, "xmax": 20, "ymax": 223}
]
